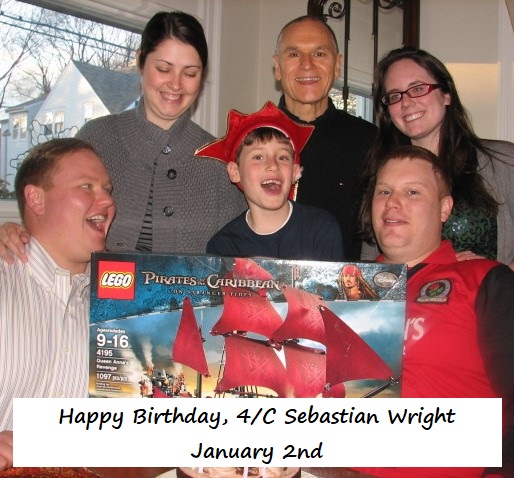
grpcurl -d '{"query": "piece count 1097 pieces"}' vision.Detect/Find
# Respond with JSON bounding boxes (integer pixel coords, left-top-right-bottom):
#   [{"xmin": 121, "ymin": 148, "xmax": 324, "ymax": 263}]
[{"xmin": 57, "ymin": 405, "xmax": 457, "ymax": 432}]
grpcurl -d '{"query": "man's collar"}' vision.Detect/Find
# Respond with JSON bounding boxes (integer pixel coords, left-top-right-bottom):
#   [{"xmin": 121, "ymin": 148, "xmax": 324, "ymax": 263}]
[
  {"xmin": 377, "ymin": 241, "xmax": 456, "ymax": 269},
  {"xmin": 27, "ymin": 238, "xmax": 90, "ymax": 289},
  {"xmin": 278, "ymin": 95, "xmax": 337, "ymax": 125}
]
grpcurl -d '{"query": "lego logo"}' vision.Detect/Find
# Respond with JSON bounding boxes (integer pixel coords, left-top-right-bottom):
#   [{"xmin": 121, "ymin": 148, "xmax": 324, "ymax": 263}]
[
  {"xmin": 97, "ymin": 260, "xmax": 136, "ymax": 300},
  {"xmin": 100, "ymin": 272, "xmax": 134, "ymax": 288}
]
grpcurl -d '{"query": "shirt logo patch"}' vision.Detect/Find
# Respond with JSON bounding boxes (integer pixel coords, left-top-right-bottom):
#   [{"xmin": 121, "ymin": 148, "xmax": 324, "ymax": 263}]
[
  {"xmin": 416, "ymin": 279, "xmax": 451, "ymax": 303},
  {"xmin": 97, "ymin": 261, "xmax": 136, "ymax": 300}
]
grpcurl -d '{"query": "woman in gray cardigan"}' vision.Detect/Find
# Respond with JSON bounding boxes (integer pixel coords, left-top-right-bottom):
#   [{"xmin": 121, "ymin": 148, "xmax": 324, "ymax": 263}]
[
  {"xmin": 361, "ymin": 47, "xmax": 514, "ymax": 268},
  {"xmin": 77, "ymin": 11, "xmax": 246, "ymax": 253},
  {"xmin": 0, "ymin": 11, "xmax": 247, "ymax": 258}
]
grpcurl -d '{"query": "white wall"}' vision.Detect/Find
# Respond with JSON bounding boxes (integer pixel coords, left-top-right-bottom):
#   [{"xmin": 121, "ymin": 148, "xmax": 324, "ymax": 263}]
[
  {"xmin": 215, "ymin": 0, "xmax": 262, "ymax": 132},
  {"xmin": 420, "ymin": 0, "xmax": 514, "ymax": 141}
]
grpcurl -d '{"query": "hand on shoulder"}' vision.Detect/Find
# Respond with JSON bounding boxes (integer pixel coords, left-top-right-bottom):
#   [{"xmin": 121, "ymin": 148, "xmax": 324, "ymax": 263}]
[
  {"xmin": 455, "ymin": 250, "xmax": 485, "ymax": 261},
  {"xmin": 0, "ymin": 430, "xmax": 13, "ymax": 471},
  {"xmin": 0, "ymin": 222, "xmax": 30, "ymax": 264}
]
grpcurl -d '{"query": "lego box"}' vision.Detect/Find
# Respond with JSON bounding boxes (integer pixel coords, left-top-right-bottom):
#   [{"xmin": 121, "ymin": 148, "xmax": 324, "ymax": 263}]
[{"xmin": 89, "ymin": 253, "xmax": 407, "ymax": 399}]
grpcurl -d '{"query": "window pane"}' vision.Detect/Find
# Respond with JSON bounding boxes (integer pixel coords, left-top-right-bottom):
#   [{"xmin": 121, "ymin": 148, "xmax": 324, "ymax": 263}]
[
  {"xmin": 54, "ymin": 111, "xmax": 64, "ymax": 134},
  {"xmin": 329, "ymin": 88, "xmax": 374, "ymax": 123}
]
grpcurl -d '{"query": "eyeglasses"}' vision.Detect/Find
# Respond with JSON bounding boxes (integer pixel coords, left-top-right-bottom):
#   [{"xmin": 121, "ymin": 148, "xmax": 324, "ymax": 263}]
[{"xmin": 382, "ymin": 83, "xmax": 442, "ymax": 106}]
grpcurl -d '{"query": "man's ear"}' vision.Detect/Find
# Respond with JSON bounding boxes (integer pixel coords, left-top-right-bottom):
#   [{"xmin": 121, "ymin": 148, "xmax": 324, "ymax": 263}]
[
  {"xmin": 440, "ymin": 195, "xmax": 454, "ymax": 223},
  {"xmin": 24, "ymin": 185, "xmax": 46, "ymax": 216},
  {"xmin": 293, "ymin": 164, "xmax": 302, "ymax": 183},
  {"xmin": 227, "ymin": 162, "xmax": 241, "ymax": 184},
  {"xmin": 272, "ymin": 55, "xmax": 281, "ymax": 81},
  {"xmin": 334, "ymin": 53, "xmax": 343, "ymax": 80}
]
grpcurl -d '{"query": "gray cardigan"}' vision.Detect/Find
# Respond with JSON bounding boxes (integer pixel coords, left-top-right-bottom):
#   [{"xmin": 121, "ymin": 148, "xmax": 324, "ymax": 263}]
[
  {"xmin": 77, "ymin": 99, "xmax": 247, "ymax": 254},
  {"xmin": 361, "ymin": 139, "xmax": 514, "ymax": 265}
]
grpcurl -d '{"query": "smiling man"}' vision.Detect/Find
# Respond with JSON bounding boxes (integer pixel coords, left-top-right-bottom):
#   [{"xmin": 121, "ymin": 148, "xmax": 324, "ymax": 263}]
[
  {"xmin": 0, "ymin": 138, "xmax": 116, "ymax": 470},
  {"xmin": 273, "ymin": 15, "xmax": 377, "ymax": 260},
  {"xmin": 355, "ymin": 145, "xmax": 514, "ymax": 478}
]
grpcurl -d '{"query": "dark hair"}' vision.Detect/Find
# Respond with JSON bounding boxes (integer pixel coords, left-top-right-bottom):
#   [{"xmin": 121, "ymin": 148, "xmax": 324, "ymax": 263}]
[
  {"xmin": 359, "ymin": 145, "xmax": 452, "ymax": 242},
  {"xmin": 367, "ymin": 46, "xmax": 498, "ymax": 215},
  {"xmin": 138, "ymin": 11, "xmax": 208, "ymax": 72},
  {"xmin": 15, "ymin": 138, "xmax": 97, "ymax": 219},
  {"xmin": 276, "ymin": 15, "xmax": 339, "ymax": 53},
  {"xmin": 235, "ymin": 127, "xmax": 293, "ymax": 163}
]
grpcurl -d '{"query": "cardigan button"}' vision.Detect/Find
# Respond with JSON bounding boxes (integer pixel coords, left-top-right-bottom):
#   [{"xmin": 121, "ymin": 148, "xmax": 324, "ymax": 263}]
[
  {"xmin": 163, "ymin": 206, "xmax": 174, "ymax": 217},
  {"xmin": 167, "ymin": 169, "xmax": 177, "ymax": 179}
]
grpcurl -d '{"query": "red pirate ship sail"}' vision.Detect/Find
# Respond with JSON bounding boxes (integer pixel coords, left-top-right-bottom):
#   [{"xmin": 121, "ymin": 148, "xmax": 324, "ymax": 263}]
[{"xmin": 171, "ymin": 258, "xmax": 398, "ymax": 398}]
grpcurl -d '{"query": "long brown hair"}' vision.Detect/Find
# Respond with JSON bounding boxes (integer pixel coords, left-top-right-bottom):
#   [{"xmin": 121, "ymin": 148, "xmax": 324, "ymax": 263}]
[{"xmin": 364, "ymin": 46, "xmax": 498, "ymax": 217}]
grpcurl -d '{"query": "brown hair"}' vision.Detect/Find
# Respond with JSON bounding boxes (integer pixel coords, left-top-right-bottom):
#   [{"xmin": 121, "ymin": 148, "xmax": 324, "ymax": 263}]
[
  {"xmin": 235, "ymin": 127, "xmax": 293, "ymax": 163},
  {"xmin": 138, "ymin": 11, "xmax": 208, "ymax": 73},
  {"xmin": 365, "ymin": 46, "xmax": 498, "ymax": 215}
]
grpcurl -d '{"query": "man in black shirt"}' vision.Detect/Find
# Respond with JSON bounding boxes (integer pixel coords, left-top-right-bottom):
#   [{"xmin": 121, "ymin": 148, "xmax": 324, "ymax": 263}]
[{"xmin": 273, "ymin": 15, "xmax": 377, "ymax": 260}]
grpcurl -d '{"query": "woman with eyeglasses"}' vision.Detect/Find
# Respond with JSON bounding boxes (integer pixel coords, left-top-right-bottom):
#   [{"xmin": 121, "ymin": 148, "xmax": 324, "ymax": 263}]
[{"xmin": 361, "ymin": 46, "xmax": 514, "ymax": 269}]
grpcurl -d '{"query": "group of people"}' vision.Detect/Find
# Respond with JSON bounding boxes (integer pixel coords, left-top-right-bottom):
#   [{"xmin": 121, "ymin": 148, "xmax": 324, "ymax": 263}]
[{"xmin": 0, "ymin": 10, "xmax": 513, "ymax": 478}]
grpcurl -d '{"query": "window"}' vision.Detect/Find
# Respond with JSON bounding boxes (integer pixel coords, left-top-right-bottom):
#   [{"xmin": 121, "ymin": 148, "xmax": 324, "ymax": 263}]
[
  {"xmin": 11, "ymin": 114, "xmax": 27, "ymax": 141},
  {"xmin": 54, "ymin": 111, "xmax": 64, "ymax": 134},
  {"xmin": 0, "ymin": 0, "xmax": 139, "ymax": 208},
  {"xmin": 12, "ymin": 120, "xmax": 19, "ymax": 141},
  {"xmin": 329, "ymin": 88, "xmax": 374, "ymax": 123},
  {"xmin": 43, "ymin": 111, "xmax": 53, "ymax": 135}
]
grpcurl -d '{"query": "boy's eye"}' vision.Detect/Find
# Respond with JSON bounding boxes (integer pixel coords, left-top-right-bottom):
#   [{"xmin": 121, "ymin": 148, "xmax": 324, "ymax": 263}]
[
  {"xmin": 278, "ymin": 155, "xmax": 292, "ymax": 161},
  {"xmin": 252, "ymin": 154, "xmax": 263, "ymax": 160}
]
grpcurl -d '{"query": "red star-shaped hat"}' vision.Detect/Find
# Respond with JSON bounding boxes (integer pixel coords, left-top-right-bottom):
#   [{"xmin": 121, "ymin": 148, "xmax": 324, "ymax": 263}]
[{"xmin": 195, "ymin": 101, "xmax": 314, "ymax": 165}]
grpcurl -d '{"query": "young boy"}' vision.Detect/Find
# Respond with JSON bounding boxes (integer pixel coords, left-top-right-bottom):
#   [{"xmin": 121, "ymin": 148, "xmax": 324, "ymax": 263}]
[{"xmin": 197, "ymin": 101, "xmax": 344, "ymax": 261}]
